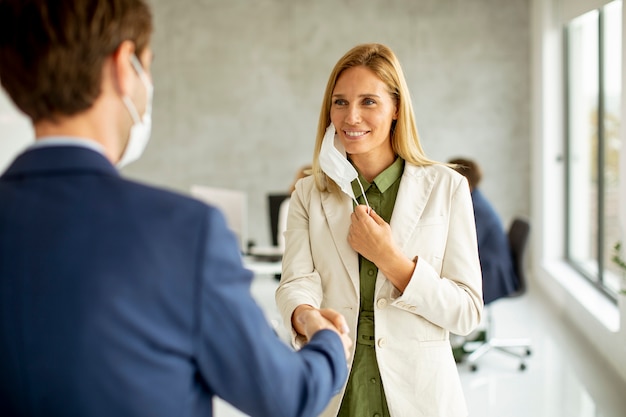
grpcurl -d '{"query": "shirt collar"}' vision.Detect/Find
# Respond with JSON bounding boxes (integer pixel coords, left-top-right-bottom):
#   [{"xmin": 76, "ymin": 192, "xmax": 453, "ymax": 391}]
[
  {"xmin": 29, "ymin": 136, "xmax": 106, "ymax": 155},
  {"xmin": 351, "ymin": 157, "xmax": 405, "ymax": 198}
]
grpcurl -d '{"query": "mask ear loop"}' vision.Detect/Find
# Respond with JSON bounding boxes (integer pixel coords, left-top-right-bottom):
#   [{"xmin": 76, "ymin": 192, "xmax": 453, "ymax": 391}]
[
  {"xmin": 122, "ymin": 96, "xmax": 141, "ymax": 124},
  {"xmin": 129, "ymin": 54, "xmax": 153, "ymax": 115},
  {"xmin": 354, "ymin": 178, "xmax": 371, "ymax": 214}
]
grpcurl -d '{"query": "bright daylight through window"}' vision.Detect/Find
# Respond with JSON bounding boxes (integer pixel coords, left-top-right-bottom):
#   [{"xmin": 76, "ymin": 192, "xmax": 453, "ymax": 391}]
[{"xmin": 565, "ymin": 0, "xmax": 622, "ymax": 300}]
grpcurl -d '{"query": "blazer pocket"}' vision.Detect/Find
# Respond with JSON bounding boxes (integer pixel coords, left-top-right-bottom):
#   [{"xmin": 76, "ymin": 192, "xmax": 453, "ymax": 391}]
[
  {"xmin": 413, "ymin": 215, "xmax": 447, "ymax": 271},
  {"xmin": 416, "ymin": 214, "xmax": 445, "ymax": 227}
]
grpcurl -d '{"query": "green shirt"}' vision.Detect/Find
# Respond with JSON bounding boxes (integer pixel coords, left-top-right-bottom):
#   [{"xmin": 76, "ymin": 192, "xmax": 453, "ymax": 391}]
[{"xmin": 337, "ymin": 157, "xmax": 404, "ymax": 417}]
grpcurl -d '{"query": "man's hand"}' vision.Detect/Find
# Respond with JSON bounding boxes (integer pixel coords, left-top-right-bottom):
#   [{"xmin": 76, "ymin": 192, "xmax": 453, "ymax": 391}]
[{"xmin": 292, "ymin": 305, "xmax": 352, "ymax": 360}]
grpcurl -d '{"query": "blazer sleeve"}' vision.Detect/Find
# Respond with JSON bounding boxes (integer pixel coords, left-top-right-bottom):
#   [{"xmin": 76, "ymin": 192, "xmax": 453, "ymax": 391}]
[
  {"xmin": 193, "ymin": 206, "xmax": 347, "ymax": 417},
  {"xmin": 391, "ymin": 175, "xmax": 483, "ymax": 336},
  {"xmin": 275, "ymin": 180, "xmax": 326, "ymax": 349}
]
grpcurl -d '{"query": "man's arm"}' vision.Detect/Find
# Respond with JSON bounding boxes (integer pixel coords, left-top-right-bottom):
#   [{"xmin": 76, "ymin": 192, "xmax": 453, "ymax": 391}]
[{"xmin": 194, "ymin": 206, "xmax": 348, "ymax": 417}]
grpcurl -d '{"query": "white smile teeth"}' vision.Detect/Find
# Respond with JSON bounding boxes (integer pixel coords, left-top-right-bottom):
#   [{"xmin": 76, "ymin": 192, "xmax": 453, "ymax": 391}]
[{"xmin": 345, "ymin": 131, "xmax": 366, "ymax": 137}]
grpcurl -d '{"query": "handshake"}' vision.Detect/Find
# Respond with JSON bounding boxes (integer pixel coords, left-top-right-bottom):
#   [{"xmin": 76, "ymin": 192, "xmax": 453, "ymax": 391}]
[{"xmin": 292, "ymin": 305, "xmax": 353, "ymax": 360}]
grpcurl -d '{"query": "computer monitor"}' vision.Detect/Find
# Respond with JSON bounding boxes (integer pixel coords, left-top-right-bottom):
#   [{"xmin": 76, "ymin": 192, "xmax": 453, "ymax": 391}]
[{"xmin": 190, "ymin": 185, "xmax": 248, "ymax": 254}]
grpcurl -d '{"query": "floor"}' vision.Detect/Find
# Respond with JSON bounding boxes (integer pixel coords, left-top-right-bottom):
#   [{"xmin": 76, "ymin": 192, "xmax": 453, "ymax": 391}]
[{"xmin": 214, "ymin": 273, "xmax": 626, "ymax": 417}]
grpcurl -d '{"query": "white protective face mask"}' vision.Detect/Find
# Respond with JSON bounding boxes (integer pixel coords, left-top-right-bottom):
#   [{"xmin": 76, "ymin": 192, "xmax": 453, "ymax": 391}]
[
  {"xmin": 318, "ymin": 123, "xmax": 370, "ymax": 210},
  {"xmin": 118, "ymin": 54, "xmax": 154, "ymax": 168}
]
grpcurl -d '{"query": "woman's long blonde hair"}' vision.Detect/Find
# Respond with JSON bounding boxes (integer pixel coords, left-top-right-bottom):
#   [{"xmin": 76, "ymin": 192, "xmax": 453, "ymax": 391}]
[{"xmin": 311, "ymin": 43, "xmax": 439, "ymax": 193}]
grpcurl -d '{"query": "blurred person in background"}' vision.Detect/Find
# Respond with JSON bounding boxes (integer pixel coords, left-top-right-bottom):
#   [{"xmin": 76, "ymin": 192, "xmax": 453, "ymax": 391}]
[
  {"xmin": 448, "ymin": 157, "xmax": 519, "ymax": 361},
  {"xmin": 449, "ymin": 157, "xmax": 519, "ymax": 305}
]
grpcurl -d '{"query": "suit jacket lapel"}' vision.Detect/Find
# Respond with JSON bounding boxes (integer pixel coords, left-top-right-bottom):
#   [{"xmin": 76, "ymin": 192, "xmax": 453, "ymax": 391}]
[{"xmin": 321, "ymin": 191, "xmax": 361, "ymax": 294}]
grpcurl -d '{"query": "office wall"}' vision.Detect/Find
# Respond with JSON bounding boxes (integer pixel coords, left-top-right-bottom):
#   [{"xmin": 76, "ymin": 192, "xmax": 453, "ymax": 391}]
[
  {"xmin": 117, "ymin": 0, "xmax": 531, "ymax": 247},
  {"xmin": 0, "ymin": 90, "xmax": 32, "ymax": 172},
  {"xmin": 0, "ymin": 1, "xmax": 530, "ymax": 248}
]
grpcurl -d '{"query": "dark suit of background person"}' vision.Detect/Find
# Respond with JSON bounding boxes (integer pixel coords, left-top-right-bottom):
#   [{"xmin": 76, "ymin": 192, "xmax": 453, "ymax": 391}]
[
  {"xmin": 0, "ymin": 1, "xmax": 349, "ymax": 416},
  {"xmin": 449, "ymin": 158, "xmax": 519, "ymax": 304}
]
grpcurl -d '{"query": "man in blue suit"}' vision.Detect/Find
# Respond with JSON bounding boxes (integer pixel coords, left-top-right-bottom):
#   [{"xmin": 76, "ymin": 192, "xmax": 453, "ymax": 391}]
[
  {"xmin": 449, "ymin": 158, "xmax": 519, "ymax": 304},
  {"xmin": 0, "ymin": 1, "xmax": 351, "ymax": 416}
]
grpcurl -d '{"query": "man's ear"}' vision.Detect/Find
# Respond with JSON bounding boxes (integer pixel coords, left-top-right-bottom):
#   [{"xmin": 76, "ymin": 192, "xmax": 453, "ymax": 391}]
[{"xmin": 110, "ymin": 40, "xmax": 136, "ymax": 97}]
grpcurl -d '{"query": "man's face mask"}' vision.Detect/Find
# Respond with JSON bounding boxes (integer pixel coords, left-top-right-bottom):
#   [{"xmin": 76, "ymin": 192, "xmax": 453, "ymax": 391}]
[
  {"xmin": 118, "ymin": 54, "xmax": 153, "ymax": 168},
  {"xmin": 319, "ymin": 123, "xmax": 370, "ymax": 210}
]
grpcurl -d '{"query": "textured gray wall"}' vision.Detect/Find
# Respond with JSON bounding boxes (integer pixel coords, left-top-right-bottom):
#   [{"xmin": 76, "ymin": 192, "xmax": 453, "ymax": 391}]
[{"xmin": 122, "ymin": 0, "xmax": 530, "ymax": 247}]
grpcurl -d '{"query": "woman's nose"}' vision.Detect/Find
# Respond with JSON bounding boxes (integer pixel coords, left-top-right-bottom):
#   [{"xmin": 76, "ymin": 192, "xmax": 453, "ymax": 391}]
[{"xmin": 345, "ymin": 105, "xmax": 361, "ymax": 125}]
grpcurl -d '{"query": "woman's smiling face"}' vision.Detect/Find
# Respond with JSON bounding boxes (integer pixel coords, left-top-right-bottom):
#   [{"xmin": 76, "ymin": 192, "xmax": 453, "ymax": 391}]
[{"xmin": 330, "ymin": 65, "xmax": 397, "ymax": 165}]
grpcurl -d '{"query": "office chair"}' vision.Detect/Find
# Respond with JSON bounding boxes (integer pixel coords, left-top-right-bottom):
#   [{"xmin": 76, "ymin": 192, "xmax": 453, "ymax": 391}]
[
  {"xmin": 465, "ymin": 217, "xmax": 532, "ymax": 372},
  {"xmin": 267, "ymin": 193, "xmax": 290, "ymax": 280},
  {"xmin": 268, "ymin": 193, "xmax": 291, "ymax": 247}
]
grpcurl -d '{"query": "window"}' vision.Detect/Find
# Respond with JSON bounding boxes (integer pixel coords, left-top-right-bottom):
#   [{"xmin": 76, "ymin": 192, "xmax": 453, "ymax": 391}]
[{"xmin": 565, "ymin": 0, "xmax": 622, "ymax": 300}]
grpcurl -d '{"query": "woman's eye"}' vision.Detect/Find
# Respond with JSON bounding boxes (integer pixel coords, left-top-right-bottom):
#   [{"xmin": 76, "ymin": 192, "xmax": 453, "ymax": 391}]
[
  {"xmin": 334, "ymin": 99, "xmax": 347, "ymax": 106},
  {"xmin": 363, "ymin": 98, "xmax": 376, "ymax": 105}
]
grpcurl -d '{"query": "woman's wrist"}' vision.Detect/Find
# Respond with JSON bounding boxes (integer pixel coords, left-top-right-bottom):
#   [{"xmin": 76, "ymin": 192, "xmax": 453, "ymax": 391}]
[{"xmin": 378, "ymin": 250, "xmax": 416, "ymax": 293}]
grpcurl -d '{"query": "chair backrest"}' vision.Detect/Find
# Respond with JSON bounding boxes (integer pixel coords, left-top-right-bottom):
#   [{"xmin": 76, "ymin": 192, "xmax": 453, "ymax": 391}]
[
  {"xmin": 268, "ymin": 193, "xmax": 291, "ymax": 247},
  {"xmin": 508, "ymin": 217, "xmax": 531, "ymax": 296}
]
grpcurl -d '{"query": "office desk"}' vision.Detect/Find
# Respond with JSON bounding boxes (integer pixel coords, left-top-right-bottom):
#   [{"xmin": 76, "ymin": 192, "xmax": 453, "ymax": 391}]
[
  {"xmin": 243, "ymin": 256, "xmax": 282, "ymax": 276},
  {"xmin": 242, "ymin": 256, "xmax": 288, "ymax": 342}
]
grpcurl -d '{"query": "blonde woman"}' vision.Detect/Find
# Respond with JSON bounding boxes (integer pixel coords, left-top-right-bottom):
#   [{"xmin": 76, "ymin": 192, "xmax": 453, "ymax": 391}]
[{"xmin": 276, "ymin": 43, "xmax": 483, "ymax": 417}]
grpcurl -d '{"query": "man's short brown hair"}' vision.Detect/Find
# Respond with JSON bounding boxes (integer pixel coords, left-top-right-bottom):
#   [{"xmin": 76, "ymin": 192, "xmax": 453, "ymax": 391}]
[
  {"xmin": 0, "ymin": 0, "xmax": 153, "ymax": 123},
  {"xmin": 448, "ymin": 157, "xmax": 483, "ymax": 190}
]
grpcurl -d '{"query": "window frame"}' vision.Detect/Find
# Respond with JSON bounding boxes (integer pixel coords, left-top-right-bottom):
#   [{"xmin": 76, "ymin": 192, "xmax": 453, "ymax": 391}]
[{"xmin": 564, "ymin": 0, "xmax": 622, "ymax": 302}]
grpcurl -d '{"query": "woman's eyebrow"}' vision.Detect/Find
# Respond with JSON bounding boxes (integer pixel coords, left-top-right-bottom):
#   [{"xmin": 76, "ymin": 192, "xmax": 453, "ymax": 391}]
[{"xmin": 332, "ymin": 93, "xmax": 381, "ymax": 98}]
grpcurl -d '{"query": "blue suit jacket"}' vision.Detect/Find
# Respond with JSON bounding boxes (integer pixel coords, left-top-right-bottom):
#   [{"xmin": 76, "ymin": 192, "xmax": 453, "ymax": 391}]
[
  {"xmin": 471, "ymin": 189, "xmax": 519, "ymax": 304},
  {"xmin": 0, "ymin": 146, "xmax": 346, "ymax": 417}
]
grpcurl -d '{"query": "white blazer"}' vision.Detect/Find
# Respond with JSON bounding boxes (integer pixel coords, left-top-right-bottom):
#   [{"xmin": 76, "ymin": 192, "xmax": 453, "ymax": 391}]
[{"xmin": 275, "ymin": 163, "xmax": 483, "ymax": 417}]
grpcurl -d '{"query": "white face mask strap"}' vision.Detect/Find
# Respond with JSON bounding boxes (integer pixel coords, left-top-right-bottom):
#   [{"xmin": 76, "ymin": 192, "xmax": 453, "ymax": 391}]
[
  {"xmin": 355, "ymin": 177, "xmax": 371, "ymax": 213},
  {"xmin": 121, "ymin": 55, "xmax": 150, "ymax": 125},
  {"xmin": 130, "ymin": 55, "xmax": 151, "ymax": 87},
  {"xmin": 122, "ymin": 95, "xmax": 141, "ymax": 124},
  {"xmin": 129, "ymin": 54, "xmax": 153, "ymax": 113}
]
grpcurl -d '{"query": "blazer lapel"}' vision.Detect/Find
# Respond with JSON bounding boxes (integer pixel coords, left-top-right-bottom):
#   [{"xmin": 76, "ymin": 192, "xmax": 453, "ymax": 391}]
[
  {"xmin": 321, "ymin": 191, "xmax": 361, "ymax": 294},
  {"xmin": 389, "ymin": 164, "xmax": 437, "ymax": 254}
]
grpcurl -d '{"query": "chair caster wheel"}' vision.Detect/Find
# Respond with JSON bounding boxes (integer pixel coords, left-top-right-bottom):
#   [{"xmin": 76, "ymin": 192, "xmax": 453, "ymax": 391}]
[
  {"xmin": 519, "ymin": 363, "xmax": 526, "ymax": 371},
  {"xmin": 470, "ymin": 364, "xmax": 478, "ymax": 372},
  {"xmin": 526, "ymin": 348, "xmax": 532, "ymax": 356}
]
